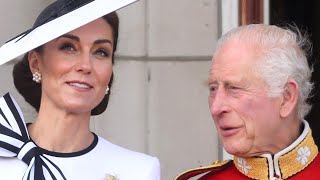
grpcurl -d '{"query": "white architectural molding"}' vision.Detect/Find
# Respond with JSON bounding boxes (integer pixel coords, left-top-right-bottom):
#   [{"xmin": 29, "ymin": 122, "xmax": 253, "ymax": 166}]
[
  {"xmin": 263, "ymin": 0, "xmax": 270, "ymax": 24},
  {"xmin": 221, "ymin": 0, "xmax": 239, "ymax": 35}
]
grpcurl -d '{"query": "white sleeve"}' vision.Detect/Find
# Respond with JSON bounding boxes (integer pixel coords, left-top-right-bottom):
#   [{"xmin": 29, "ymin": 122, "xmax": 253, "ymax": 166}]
[{"xmin": 143, "ymin": 157, "xmax": 161, "ymax": 180}]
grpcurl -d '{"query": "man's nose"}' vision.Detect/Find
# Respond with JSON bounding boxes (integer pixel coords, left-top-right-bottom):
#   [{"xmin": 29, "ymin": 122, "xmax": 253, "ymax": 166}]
[{"xmin": 210, "ymin": 88, "xmax": 228, "ymax": 117}]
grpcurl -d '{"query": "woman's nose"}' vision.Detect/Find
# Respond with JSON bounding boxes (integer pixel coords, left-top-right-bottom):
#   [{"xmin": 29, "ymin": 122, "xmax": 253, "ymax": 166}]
[{"xmin": 74, "ymin": 53, "xmax": 92, "ymax": 74}]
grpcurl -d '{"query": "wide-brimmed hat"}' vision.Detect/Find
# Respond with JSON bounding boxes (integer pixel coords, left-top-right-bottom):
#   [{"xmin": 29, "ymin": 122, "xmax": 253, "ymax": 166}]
[{"xmin": 0, "ymin": 0, "xmax": 138, "ymax": 65}]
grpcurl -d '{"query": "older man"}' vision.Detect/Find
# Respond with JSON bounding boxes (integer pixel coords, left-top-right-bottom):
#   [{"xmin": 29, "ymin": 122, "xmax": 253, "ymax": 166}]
[{"xmin": 175, "ymin": 24, "xmax": 320, "ymax": 180}]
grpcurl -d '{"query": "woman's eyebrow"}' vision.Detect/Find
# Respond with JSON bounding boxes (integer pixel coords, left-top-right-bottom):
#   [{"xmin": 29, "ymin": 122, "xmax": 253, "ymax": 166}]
[
  {"xmin": 94, "ymin": 39, "xmax": 112, "ymax": 46},
  {"xmin": 56, "ymin": 34, "xmax": 112, "ymax": 47},
  {"xmin": 57, "ymin": 34, "xmax": 80, "ymax": 42}
]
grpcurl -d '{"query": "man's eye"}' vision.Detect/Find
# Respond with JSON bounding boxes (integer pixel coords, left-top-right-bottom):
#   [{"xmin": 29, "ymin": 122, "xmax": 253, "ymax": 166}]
[
  {"xmin": 228, "ymin": 86, "xmax": 242, "ymax": 94},
  {"xmin": 209, "ymin": 86, "xmax": 217, "ymax": 92}
]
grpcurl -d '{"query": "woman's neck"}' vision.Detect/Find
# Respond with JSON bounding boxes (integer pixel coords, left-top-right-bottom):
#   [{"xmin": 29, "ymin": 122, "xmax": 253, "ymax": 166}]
[{"xmin": 28, "ymin": 107, "xmax": 93, "ymax": 153}]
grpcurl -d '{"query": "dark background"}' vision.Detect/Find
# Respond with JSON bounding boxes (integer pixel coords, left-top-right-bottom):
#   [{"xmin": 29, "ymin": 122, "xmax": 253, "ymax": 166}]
[{"xmin": 270, "ymin": 0, "xmax": 320, "ymax": 146}]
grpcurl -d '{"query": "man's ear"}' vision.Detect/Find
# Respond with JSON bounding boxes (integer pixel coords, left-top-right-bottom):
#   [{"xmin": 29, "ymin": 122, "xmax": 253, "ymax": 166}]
[
  {"xmin": 280, "ymin": 80, "xmax": 299, "ymax": 118},
  {"xmin": 28, "ymin": 51, "xmax": 41, "ymax": 73}
]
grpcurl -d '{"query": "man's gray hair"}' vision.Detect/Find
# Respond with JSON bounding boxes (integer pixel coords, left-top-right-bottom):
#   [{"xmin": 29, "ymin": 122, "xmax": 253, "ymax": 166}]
[{"xmin": 214, "ymin": 24, "xmax": 313, "ymax": 120}]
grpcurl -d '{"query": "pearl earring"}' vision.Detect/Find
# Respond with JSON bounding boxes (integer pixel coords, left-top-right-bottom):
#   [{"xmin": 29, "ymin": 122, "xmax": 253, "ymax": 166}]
[
  {"xmin": 106, "ymin": 86, "xmax": 110, "ymax": 94},
  {"xmin": 32, "ymin": 72, "xmax": 41, "ymax": 83}
]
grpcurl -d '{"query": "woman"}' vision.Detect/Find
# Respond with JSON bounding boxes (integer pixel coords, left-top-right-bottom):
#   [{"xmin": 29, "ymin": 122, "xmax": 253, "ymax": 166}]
[{"xmin": 0, "ymin": 0, "xmax": 160, "ymax": 179}]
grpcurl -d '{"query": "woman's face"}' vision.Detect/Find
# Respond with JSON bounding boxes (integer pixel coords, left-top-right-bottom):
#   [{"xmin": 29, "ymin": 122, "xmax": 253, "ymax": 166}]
[{"xmin": 30, "ymin": 18, "xmax": 114, "ymax": 114}]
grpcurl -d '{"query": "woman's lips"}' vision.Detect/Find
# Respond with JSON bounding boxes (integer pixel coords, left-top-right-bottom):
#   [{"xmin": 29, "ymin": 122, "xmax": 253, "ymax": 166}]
[{"xmin": 67, "ymin": 81, "xmax": 93, "ymax": 91}]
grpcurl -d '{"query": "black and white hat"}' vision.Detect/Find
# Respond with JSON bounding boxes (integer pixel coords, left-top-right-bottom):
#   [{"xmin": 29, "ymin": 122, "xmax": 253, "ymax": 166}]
[{"xmin": 0, "ymin": 0, "xmax": 138, "ymax": 65}]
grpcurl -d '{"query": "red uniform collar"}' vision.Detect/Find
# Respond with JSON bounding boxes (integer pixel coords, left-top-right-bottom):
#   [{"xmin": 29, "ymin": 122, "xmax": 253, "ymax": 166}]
[{"xmin": 234, "ymin": 120, "xmax": 318, "ymax": 180}]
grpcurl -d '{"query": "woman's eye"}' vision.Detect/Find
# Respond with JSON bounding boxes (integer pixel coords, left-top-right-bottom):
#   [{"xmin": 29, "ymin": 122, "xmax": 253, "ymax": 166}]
[
  {"xmin": 95, "ymin": 49, "xmax": 110, "ymax": 57},
  {"xmin": 59, "ymin": 43, "xmax": 75, "ymax": 51}
]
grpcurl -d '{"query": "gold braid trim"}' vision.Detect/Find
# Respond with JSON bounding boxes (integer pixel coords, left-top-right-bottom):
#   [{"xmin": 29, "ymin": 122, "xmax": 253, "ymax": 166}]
[
  {"xmin": 174, "ymin": 160, "xmax": 231, "ymax": 180},
  {"xmin": 279, "ymin": 130, "xmax": 318, "ymax": 179},
  {"xmin": 234, "ymin": 128, "xmax": 318, "ymax": 180},
  {"xmin": 234, "ymin": 156, "xmax": 269, "ymax": 180}
]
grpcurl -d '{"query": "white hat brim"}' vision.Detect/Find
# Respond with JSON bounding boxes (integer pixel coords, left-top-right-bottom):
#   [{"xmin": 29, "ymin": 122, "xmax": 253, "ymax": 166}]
[{"xmin": 0, "ymin": 0, "xmax": 138, "ymax": 65}]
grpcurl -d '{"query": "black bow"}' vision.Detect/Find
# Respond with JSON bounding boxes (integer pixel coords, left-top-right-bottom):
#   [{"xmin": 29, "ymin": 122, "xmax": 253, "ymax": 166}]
[{"xmin": 0, "ymin": 93, "xmax": 67, "ymax": 180}]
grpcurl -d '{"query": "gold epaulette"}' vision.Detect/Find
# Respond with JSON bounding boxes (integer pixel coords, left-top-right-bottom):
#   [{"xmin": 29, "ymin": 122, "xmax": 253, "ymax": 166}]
[{"xmin": 174, "ymin": 160, "xmax": 232, "ymax": 180}]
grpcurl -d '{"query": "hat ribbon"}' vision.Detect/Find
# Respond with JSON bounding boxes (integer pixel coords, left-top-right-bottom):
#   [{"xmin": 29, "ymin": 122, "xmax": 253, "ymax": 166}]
[{"xmin": 0, "ymin": 93, "xmax": 67, "ymax": 180}]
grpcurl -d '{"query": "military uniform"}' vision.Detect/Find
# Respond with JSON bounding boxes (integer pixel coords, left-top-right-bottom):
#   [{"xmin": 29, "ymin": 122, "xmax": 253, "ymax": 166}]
[{"xmin": 175, "ymin": 120, "xmax": 320, "ymax": 180}]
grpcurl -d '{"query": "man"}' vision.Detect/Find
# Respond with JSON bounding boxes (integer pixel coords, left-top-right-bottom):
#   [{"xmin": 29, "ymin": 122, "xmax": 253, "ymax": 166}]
[{"xmin": 175, "ymin": 24, "xmax": 320, "ymax": 180}]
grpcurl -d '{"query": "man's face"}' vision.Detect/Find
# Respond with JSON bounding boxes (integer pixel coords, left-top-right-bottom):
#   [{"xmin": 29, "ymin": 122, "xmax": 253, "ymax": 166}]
[{"xmin": 208, "ymin": 40, "xmax": 283, "ymax": 157}]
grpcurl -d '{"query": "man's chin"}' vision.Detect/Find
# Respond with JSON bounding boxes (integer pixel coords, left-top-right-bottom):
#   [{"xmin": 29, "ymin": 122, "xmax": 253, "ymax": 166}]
[{"xmin": 223, "ymin": 141, "xmax": 251, "ymax": 157}]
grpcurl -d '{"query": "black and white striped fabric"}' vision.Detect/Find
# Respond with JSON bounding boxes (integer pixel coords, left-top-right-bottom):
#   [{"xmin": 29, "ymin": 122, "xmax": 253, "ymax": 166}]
[{"xmin": 0, "ymin": 93, "xmax": 66, "ymax": 180}]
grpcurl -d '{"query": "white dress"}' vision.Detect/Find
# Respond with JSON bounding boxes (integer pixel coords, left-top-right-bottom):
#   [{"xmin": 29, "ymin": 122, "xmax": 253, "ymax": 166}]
[
  {"xmin": 0, "ymin": 93, "xmax": 160, "ymax": 180},
  {"xmin": 0, "ymin": 133, "xmax": 160, "ymax": 180}
]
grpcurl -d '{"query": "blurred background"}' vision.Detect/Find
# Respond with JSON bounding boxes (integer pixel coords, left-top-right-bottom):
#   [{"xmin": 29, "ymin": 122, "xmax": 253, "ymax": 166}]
[{"xmin": 0, "ymin": 0, "xmax": 318, "ymax": 179}]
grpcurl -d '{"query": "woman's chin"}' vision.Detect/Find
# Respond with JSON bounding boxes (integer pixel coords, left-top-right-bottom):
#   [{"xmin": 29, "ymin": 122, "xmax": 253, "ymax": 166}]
[{"xmin": 63, "ymin": 104, "xmax": 95, "ymax": 114}]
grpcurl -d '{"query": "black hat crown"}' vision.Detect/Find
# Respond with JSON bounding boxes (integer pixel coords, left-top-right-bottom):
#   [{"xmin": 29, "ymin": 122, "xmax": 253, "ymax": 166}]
[{"xmin": 34, "ymin": 0, "xmax": 94, "ymax": 28}]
